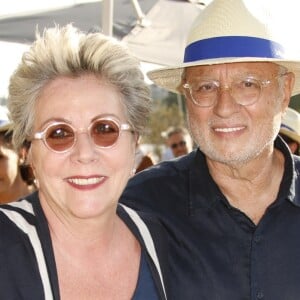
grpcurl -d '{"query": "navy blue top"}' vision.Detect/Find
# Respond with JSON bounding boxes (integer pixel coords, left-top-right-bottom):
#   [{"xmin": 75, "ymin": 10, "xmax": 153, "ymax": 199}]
[
  {"xmin": 132, "ymin": 250, "xmax": 159, "ymax": 300},
  {"xmin": 121, "ymin": 137, "xmax": 300, "ymax": 300},
  {"xmin": 0, "ymin": 194, "xmax": 168, "ymax": 299}
]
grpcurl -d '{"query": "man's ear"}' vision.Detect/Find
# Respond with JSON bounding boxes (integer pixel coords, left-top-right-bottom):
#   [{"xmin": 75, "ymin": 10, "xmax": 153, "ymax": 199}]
[{"xmin": 282, "ymin": 72, "xmax": 295, "ymax": 109}]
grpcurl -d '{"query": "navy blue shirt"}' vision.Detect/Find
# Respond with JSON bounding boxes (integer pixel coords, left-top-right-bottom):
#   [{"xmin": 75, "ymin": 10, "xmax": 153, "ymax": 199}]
[
  {"xmin": 132, "ymin": 250, "xmax": 160, "ymax": 300},
  {"xmin": 121, "ymin": 137, "xmax": 300, "ymax": 300}
]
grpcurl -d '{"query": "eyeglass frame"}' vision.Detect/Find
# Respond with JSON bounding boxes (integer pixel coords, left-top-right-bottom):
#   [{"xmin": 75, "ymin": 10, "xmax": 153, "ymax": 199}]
[
  {"xmin": 171, "ymin": 140, "xmax": 187, "ymax": 149},
  {"xmin": 182, "ymin": 73, "xmax": 288, "ymax": 108},
  {"xmin": 32, "ymin": 116, "xmax": 133, "ymax": 153}
]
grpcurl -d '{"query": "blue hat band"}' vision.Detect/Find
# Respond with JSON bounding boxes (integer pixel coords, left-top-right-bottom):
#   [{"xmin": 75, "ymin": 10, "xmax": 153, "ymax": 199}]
[
  {"xmin": 281, "ymin": 124, "xmax": 297, "ymax": 133},
  {"xmin": 184, "ymin": 36, "xmax": 285, "ymax": 63}
]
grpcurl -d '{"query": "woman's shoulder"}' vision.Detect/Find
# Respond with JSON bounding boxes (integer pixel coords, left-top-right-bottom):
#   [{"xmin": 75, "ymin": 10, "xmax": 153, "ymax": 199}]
[
  {"xmin": 117, "ymin": 204, "xmax": 169, "ymax": 300},
  {"xmin": 0, "ymin": 194, "xmax": 39, "ymax": 247},
  {"xmin": 117, "ymin": 204, "xmax": 163, "ymax": 230},
  {"xmin": 117, "ymin": 203, "xmax": 169, "ymax": 256}
]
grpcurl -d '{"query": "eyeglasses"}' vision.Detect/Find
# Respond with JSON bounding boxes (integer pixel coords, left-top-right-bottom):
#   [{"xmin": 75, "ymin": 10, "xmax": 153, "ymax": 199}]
[
  {"xmin": 182, "ymin": 74, "xmax": 287, "ymax": 107},
  {"xmin": 32, "ymin": 117, "xmax": 132, "ymax": 153},
  {"xmin": 171, "ymin": 140, "xmax": 186, "ymax": 149}
]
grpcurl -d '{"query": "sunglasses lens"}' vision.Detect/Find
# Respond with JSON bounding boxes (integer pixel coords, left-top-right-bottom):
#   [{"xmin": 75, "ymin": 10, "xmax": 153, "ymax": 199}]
[
  {"xmin": 45, "ymin": 123, "xmax": 75, "ymax": 152},
  {"xmin": 171, "ymin": 141, "xmax": 186, "ymax": 149},
  {"xmin": 91, "ymin": 119, "xmax": 120, "ymax": 147}
]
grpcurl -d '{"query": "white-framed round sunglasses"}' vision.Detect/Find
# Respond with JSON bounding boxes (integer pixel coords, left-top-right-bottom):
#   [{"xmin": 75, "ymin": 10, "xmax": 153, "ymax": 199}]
[{"xmin": 32, "ymin": 117, "xmax": 133, "ymax": 153}]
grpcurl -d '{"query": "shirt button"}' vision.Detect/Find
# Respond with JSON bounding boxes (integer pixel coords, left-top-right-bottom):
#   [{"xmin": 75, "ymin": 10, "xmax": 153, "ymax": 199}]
[
  {"xmin": 254, "ymin": 235, "xmax": 262, "ymax": 243},
  {"xmin": 256, "ymin": 291, "xmax": 264, "ymax": 299}
]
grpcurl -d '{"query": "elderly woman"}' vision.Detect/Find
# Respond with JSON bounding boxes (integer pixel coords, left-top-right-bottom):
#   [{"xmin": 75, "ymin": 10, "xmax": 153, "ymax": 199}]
[
  {"xmin": 0, "ymin": 25, "xmax": 168, "ymax": 299},
  {"xmin": 0, "ymin": 105, "xmax": 34, "ymax": 203}
]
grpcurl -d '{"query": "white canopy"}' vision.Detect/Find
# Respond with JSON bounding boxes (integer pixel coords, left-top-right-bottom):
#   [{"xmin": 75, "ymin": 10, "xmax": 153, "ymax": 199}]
[
  {"xmin": 123, "ymin": 0, "xmax": 202, "ymax": 66},
  {"xmin": 0, "ymin": 0, "xmax": 210, "ymax": 100}
]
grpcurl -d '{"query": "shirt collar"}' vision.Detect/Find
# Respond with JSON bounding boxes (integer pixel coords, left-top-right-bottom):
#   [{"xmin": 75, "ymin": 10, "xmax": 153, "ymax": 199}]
[
  {"xmin": 188, "ymin": 136, "xmax": 300, "ymax": 215},
  {"xmin": 276, "ymin": 135, "xmax": 300, "ymax": 207}
]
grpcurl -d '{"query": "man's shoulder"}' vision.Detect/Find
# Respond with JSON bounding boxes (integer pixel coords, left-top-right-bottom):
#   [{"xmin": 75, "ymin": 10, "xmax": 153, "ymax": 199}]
[
  {"xmin": 120, "ymin": 150, "xmax": 202, "ymax": 212},
  {"xmin": 129, "ymin": 150, "xmax": 197, "ymax": 186}
]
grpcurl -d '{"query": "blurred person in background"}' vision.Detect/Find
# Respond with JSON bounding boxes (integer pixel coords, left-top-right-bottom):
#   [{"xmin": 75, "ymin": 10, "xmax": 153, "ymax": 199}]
[
  {"xmin": 0, "ymin": 105, "xmax": 34, "ymax": 203},
  {"xmin": 163, "ymin": 126, "xmax": 193, "ymax": 158},
  {"xmin": 279, "ymin": 107, "xmax": 300, "ymax": 155},
  {"xmin": 134, "ymin": 145, "xmax": 154, "ymax": 173},
  {"xmin": 160, "ymin": 146, "xmax": 174, "ymax": 161}
]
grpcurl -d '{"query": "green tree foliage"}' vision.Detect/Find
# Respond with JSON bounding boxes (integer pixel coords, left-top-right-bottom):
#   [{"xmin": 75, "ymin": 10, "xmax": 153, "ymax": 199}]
[{"xmin": 290, "ymin": 95, "xmax": 300, "ymax": 112}]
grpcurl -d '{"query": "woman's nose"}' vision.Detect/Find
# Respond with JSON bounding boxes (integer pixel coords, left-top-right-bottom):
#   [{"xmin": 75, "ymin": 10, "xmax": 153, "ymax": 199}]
[{"xmin": 70, "ymin": 132, "xmax": 99, "ymax": 163}]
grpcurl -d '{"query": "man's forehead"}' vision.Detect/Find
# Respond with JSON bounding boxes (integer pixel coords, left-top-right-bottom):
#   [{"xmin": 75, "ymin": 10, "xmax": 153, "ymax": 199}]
[
  {"xmin": 185, "ymin": 62, "xmax": 280, "ymax": 76},
  {"xmin": 169, "ymin": 132, "xmax": 184, "ymax": 139}
]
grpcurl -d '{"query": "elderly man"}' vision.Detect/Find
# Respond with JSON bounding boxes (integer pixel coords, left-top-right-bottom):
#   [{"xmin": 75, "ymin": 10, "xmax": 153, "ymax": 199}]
[{"xmin": 121, "ymin": 0, "xmax": 300, "ymax": 299}]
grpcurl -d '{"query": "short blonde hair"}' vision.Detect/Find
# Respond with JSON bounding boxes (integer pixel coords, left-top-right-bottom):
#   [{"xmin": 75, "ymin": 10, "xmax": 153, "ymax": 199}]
[{"xmin": 8, "ymin": 24, "xmax": 151, "ymax": 150}]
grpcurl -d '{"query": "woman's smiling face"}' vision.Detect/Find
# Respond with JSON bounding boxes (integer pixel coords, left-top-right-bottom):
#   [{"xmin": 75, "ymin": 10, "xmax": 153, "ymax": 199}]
[{"xmin": 30, "ymin": 74, "xmax": 137, "ymax": 221}]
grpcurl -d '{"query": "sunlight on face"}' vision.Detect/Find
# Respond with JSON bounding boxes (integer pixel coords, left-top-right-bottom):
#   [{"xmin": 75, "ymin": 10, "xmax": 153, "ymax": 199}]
[
  {"xmin": 185, "ymin": 62, "xmax": 290, "ymax": 166},
  {"xmin": 30, "ymin": 74, "xmax": 137, "ymax": 221}
]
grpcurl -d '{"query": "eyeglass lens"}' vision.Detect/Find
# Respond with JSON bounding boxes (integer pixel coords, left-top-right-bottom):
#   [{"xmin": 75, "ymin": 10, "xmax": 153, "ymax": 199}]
[
  {"xmin": 44, "ymin": 119, "xmax": 120, "ymax": 152},
  {"xmin": 171, "ymin": 140, "xmax": 186, "ymax": 149},
  {"xmin": 185, "ymin": 77, "xmax": 265, "ymax": 107}
]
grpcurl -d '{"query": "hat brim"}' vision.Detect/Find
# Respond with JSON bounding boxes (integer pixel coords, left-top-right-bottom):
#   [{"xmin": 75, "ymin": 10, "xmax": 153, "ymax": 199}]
[
  {"xmin": 147, "ymin": 57, "xmax": 300, "ymax": 96},
  {"xmin": 0, "ymin": 123, "xmax": 11, "ymax": 133},
  {"xmin": 280, "ymin": 128, "xmax": 300, "ymax": 144}
]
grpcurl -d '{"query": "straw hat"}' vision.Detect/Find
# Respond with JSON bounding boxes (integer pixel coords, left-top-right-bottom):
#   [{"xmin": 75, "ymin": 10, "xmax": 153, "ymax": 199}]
[
  {"xmin": 280, "ymin": 107, "xmax": 300, "ymax": 144},
  {"xmin": 0, "ymin": 105, "xmax": 11, "ymax": 132},
  {"xmin": 147, "ymin": 0, "xmax": 300, "ymax": 95}
]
